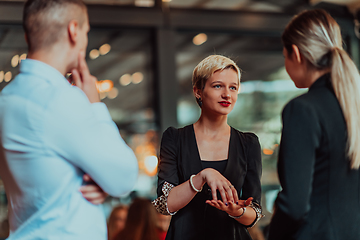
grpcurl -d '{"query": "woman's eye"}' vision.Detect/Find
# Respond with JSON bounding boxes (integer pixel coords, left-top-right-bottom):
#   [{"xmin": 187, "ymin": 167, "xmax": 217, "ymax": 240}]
[
  {"xmin": 214, "ymin": 85, "xmax": 221, "ymax": 89},
  {"xmin": 230, "ymin": 86, "xmax": 237, "ymax": 90}
]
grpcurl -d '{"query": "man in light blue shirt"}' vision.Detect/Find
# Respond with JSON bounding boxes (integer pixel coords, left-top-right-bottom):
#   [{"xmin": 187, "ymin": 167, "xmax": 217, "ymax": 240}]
[{"xmin": 0, "ymin": 0, "xmax": 138, "ymax": 239}]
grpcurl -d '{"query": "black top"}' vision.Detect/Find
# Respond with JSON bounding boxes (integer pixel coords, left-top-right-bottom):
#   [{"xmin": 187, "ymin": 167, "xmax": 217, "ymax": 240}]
[
  {"xmin": 201, "ymin": 160, "xmax": 228, "ymax": 174},
  {"xmin": 157, "ymin": 125, "xmax": 262, "ymax": 240},
  {"xmin": 268, "ymin": 74, "xmax": 360, "ymax": 240}
]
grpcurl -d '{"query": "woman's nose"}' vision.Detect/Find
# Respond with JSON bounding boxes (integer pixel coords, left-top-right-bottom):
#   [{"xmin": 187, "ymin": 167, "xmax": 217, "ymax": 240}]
[{"xmin": 222, "ymin": 90, "xmax": 230, "ymax": 99}]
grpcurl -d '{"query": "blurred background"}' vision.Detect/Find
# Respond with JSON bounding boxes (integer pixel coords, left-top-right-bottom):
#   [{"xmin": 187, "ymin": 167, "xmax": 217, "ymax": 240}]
[{"xmin": 0, "ymin": 0, "xmax": 360, "ymax": 238}]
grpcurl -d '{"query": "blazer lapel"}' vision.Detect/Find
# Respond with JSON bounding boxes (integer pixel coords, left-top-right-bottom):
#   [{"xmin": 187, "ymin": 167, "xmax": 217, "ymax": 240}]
[
  {"xmin": 179, "ymin": 125, "xmax": 203, "ymax": 181},
  {"xmin": 224, "ymin": 128, "xmax": 247, "ymax": 191}
]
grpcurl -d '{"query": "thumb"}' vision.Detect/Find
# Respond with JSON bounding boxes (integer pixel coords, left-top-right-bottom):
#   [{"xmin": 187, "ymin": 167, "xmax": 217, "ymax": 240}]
[
  {"xmin": 71, "ymin": 69, "xmax": 82, "ymax": 89},
  {"xmin": 244, "ymin": 197, "xmax": 253, "ymax": 206}
]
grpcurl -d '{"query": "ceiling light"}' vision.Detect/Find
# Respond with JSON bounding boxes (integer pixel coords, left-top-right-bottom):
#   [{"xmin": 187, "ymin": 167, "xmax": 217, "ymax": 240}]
[
  {"xmin": 107, "ymin": 87, "xmax": 119, "ymax": 99},
  {"xmin": 100, "ymin": 80, "xmax": 113, "ymax": 92},
  {"xmin": 99, "ymin": 92, "xmax": 107, "ymax": 100},
  {"xmin": 4, "ymin": 71, "xmax": 12, "ymax": 82},
  {"xmin": 132, "ymin": 72, "xmax": 144, "ymax": 84},
  {"xmin": 0, "ymin": 71, "xmax": 4, "ymax": 83},
  {"xmin": 134, "ymin": 0, "xmax": 154, "ymax": 7},
  {"xmin": 193, "ymin": 33, "xmax": 208, "ymax": 46},
  {"xmin": 19, "ymin": 53, "xmax": 27, "ymax": 63},
  {"xmin": 89, "ymin": 49, "xmax": 100, "ymax": 60},
  {"xmin": 11, "ymin": 55, "xmax": 19, "ymax": 68},
  {"xmin": 144, "ymin": 155, "xmax": 158, "ymax": 176},
  {"xmin": 119, "ymin": 74, "xmax": 132, "ymax": 86},
  {"xmin": 99, "ymin": 43, "xmax": 111, "ymax": 55}
]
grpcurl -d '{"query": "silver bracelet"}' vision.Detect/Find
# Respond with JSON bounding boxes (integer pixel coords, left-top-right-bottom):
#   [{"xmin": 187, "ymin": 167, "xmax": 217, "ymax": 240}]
[
  {"xmin": 228, "ymin": 207, "xmax": 246, "ymax": 219},
  {"xmin": 189, "ymin": 174, "xmax": 202, "ymax": 192}
]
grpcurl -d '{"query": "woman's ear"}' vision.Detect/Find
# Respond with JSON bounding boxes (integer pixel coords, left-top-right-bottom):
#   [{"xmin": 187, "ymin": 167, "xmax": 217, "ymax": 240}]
[
  {"xmin": 291, "ymin": 44, "xmax": 302, "ymax": 64},
  {"xmin": 193, "ymin": 87, "xmax": 202, "ymax": 99}
]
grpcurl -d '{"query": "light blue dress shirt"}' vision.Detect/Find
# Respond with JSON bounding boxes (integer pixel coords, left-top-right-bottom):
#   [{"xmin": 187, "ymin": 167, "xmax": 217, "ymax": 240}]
[{"xmin": 0, "ymin": 59, "xmax": 138, "ymax": 240}]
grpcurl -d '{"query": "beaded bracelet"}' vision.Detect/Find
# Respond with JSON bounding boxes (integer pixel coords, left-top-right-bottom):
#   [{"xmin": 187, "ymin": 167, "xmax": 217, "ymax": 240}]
[
  {"xmin": 228, "ymin": 207, "xmax": 246, "ymax": 219},
  {"xmin": 189, "ymin": 174, "xmax": 202, "ymax": 192}
]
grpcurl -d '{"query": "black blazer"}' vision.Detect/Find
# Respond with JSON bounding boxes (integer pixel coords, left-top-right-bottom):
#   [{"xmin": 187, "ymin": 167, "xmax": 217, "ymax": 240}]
[
  {"xmin": 268, "ymin": 74, "xmax": 360, "ymax": 240},
  {"xmin": 157, "ymin": 125, "xmax": 262, "ymax": 240}
]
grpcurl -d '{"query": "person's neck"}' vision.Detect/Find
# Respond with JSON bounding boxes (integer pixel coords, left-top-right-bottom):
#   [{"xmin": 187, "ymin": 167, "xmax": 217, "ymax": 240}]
[
  {"xmin": 306, "ymin": 68, "xmax": 330, "ymax": 88},
  {"xmin": 194, "ymin": 113, "xmax": 229, "ymax": 134},
  {"xmin": 27, "ymin": 45, "xmax": 72, "ymax": 76}
]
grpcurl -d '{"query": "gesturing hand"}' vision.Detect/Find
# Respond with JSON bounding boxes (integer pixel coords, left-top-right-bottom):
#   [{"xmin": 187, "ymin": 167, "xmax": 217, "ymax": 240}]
[
  {"xmin": 200, "ymin": 168, "xmax": 239, "ymax": 205},
  {"xmin": 79, "ymin": 174, "xmax": 108, "ymax": 205},
  {"xmin": 206, "ymin": 197, "xmax": 253, "ymax": 217},
  {"xmin": 71, "ymin": 52, "xmax": 100, "ymax": 103}
]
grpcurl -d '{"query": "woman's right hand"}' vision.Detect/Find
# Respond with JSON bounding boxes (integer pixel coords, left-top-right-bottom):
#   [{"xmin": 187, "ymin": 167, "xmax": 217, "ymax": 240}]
[{"xmin": 200, "ymin": 168, "xmax": 239, "ymax": 205}]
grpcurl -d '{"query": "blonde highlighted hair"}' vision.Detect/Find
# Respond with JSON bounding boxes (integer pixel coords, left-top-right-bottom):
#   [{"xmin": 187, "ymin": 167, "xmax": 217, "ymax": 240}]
[
  {"xmin": 192, "ymin": 55, "xmax": 241, "ymax": 106},
  {"xmin": 282, "ymin": 9, "xmax": 360, "ymax": 169}
]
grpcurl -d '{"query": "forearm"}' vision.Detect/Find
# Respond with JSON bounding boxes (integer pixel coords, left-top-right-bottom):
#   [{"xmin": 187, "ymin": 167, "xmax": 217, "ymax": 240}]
[
  {"xmin": 167, "ymin": 172, "xmax": 205, "ymax": 213},
  {"xmin": 47, "ymin": 93, "xmax": 138, "ymax": 197}
]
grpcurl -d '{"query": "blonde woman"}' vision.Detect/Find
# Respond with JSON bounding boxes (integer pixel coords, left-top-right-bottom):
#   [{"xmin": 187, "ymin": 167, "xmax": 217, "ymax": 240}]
[
  {"xmin": 268, "ymin": 9, "xmax": 360, "ymax": 240},
  {"xmin": 153, "ymin": 55, "xmax": 263, "ymax": 240}
]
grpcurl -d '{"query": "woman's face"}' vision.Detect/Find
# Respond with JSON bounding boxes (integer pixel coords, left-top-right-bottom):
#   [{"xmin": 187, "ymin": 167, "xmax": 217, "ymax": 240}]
[
  {"xmin": 197, "ymin": 68, "xmax": 239, "ymax": 116},
  {"xmin": 283, "ymin": 47, "xmax": 307, "ymax": 88},
  {"xmin": 113, "ymin": 209, "xmax": 127, "ymax": 232}
]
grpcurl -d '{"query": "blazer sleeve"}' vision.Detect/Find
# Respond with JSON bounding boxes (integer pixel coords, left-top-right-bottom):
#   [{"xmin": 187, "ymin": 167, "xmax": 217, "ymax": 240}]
[
  {"xmin": 268, "ymin": 99, "xmax": 321, "ymax": 240},
  {"xmin": 241, "ymin": 132, "xmax": 262, "ymax": 203},
  {"xmin": 157, "ymin": 127, "xmax": 180, "ymax": 197},
  {"xmin": 241, "ymin": 133, "xmax": 263, "ymax": 227}
]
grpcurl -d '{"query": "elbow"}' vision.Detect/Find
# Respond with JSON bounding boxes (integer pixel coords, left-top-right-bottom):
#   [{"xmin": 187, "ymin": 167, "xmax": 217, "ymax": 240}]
[{"xmin": 107, "ymin": 152, "xmax": 139, "ymax": 197}]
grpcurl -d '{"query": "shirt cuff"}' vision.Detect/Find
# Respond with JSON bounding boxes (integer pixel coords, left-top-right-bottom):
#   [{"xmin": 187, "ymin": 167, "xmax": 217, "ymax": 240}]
[{"xmin": 152, "ymin": 181, "xmax": 177, "ymax": 216}]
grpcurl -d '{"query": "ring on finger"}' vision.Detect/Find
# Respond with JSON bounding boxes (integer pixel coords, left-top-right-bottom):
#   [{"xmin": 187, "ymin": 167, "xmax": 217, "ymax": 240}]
[{"xmin": 229, "ymin": 185, "xmax": 234, "ymax": 188}]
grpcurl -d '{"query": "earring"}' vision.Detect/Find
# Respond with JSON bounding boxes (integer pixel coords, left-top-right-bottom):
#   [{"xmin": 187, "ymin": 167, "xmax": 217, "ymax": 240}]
[{"xmin": 197, "ymin": 97, "xmax": 203, "ymax": 108}]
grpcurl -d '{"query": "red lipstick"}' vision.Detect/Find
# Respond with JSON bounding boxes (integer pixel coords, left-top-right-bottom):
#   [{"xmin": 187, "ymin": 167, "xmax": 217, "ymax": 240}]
[{"xmin": 219, "ymin": 101, "xmax": 231, "ymax": 107}]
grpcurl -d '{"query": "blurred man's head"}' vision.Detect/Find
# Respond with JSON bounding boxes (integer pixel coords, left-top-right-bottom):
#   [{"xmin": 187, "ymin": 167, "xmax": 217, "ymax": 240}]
[{"xmin": 23, "ymin": 0, "xmax": 89, "ymax": 71}]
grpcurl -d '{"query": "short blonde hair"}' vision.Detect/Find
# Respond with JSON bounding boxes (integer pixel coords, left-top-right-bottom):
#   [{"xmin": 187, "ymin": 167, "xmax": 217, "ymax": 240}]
[{"xmin": 192, "ymin": 55, "xmax": 241, "ymax": 92}]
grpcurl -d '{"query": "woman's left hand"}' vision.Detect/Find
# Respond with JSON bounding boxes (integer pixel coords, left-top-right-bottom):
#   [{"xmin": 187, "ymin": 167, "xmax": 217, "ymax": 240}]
[{"xmin": 205, "ymin": 197, "xmax": 253, "ymax": 216}]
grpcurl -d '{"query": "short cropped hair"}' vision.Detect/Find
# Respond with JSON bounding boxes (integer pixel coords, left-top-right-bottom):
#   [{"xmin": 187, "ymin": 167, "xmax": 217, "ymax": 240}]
[
  {"xmin": 192, "ymin": 55, "xmax": 241, "ymax": 92},
  {"xmin": 23, "ymin": 0, "xmax": 87, "ymax": 52}
]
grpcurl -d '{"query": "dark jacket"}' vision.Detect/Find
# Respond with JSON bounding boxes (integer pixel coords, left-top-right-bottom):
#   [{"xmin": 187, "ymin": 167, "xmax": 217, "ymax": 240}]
[
  {"xmin": 268, "ymin": 73, "xmax": 360, "ymax": 240},
  {"xmin": 157, "ymin": 125, "xmax": 262, "ymax": 240}
]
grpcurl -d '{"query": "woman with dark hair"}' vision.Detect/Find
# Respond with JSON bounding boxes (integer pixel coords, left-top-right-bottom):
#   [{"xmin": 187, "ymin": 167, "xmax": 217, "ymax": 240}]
[
  {"xmin": 108, "ymin": 205, "xmax": 128, "ymax": 240},
  {"xmin": 268, "ymin": 9, "xmax": 360, "ymax": 240},
  {"xmin": 116, "ymin": 198, "xmax": 159, "ymax": 240},
  {"xmin": 153, "ymin": 55, "xmax": 263, "ymax": 240}
]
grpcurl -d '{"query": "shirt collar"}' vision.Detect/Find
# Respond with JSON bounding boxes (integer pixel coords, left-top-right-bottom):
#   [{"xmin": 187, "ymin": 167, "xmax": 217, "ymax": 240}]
[{"xmin": 19, "ymin": 59, "xmax": 70, "ymax": 87}]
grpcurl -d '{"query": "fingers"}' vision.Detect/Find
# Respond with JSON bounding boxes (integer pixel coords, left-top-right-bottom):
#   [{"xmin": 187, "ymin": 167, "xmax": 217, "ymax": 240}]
[
  {"xmin": 79, "ymin": 184, "xmax": 108, "ymax": 205},
  {"xmin": 206, "ymin": 200, "xmax": 222, "ymax": 210},
  {"xmin": 79, "ymin": 184, "xmax": 99, "ymax": 193},
  {"xmin": 207, "ymin": 200, "xmax": 243, "ymax": 217},
  {"xmin": 209, "ymin": 182, "xmax": 232, "ymax": 202},
  {"xmin": 221, "ymin": 184, "xmax": 234, "ymax": 205},
  {"xmin": 203, "ymin": 168, "xmax": 237, "ymax": 204},
  {"xmin": 244, "ymin": 197, "xmax": 253, "ymax": 206},
  {"xmin": 77, "ymin": 52, "xmax": 91, "ymax": 79},
  {"xmin": 211, "ymin": 185, "xmax": 218, "ymax": 201},
  {"xmin": 231, "ymin": 186, "xmax": 239, "ymax": 204},
  {"xmin": 71, "ymin": 68, "xmax": 82, "ymax": 88}
]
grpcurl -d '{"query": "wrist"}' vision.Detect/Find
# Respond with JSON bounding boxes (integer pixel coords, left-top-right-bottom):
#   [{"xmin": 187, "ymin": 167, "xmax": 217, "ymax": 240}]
[
  {"xmin": 199, "ymin": 168, "xmax": 211, "ymax": 182},
  {"xmin": 228, "ymin": 207, "xmax": 246, "ymax": 219},
  {"xmin": 190, "ymin": 174, "xmax": 205, "ymax": 193}
]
